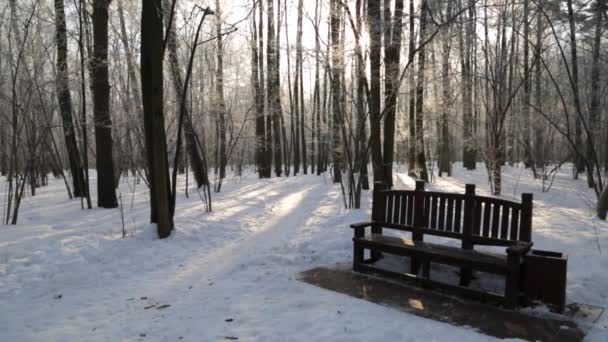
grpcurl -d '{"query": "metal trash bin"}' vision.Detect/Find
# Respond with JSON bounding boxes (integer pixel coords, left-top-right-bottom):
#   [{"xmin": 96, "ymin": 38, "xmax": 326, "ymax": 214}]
[{"xmin": 524, "ymin": 250, "xmax": 568, "ymax": 312}]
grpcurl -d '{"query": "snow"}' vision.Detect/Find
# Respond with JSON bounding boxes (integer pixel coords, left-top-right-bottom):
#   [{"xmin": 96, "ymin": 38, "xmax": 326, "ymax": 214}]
[{"xmin": 1, "ymin": 164, "xmax": 607, "ymax": 341}]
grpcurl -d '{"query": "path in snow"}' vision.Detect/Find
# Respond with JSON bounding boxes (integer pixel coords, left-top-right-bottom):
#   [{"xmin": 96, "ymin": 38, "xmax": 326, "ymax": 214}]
[{"xmin": 2, "ymin": 167, "xmax": 605, "ymax": 341}]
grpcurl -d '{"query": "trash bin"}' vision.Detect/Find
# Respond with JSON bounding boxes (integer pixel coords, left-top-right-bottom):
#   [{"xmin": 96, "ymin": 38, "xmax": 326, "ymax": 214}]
[{"xmin": 524, "ymin": 250, "xmax": 568, "ymax": 312}]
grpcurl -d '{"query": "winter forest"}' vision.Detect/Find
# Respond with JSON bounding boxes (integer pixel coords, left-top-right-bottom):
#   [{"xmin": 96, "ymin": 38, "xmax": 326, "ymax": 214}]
[{"xmin": 1, "ymin": 0, "xmax": 608, "ymax": 341}]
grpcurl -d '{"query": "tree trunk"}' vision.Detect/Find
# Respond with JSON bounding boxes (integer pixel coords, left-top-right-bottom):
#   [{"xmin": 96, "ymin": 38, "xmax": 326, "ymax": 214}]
[
  {"xmin": 462, "ymin": 0, "xmax": 476, "ymax": 170},
  {"xmin": 54, "ymin": 0, "xmax": 86, "ymax": 198},
  {"xmin": 293, "ymin": 0, "xmax": 301, "ymax": 175},
  {"xmin": 215, "ymin": 0, "xmax": 227, "ymax": 182},
  {"xmin": 298, "ymin": 0, "xmax": 307, "ymax": 175},
  {"xmin": 414, "ymin": 0, "xmax": 429, "ymax": 182},
  {"xmin": 566, "ymin": 0, "xmax": 585, "ymax": 178},
  {"xmin": 330, "ymin": 0, "xmax": 343, "ymax": 183},
  {"xmin": 439, "ymin": 0, "xmax": 453, "ymax": 177},
  {"xmin": 522, "ymin": 0, "xmax": 532, "ymax": 169},
  {"xmin": 367, "ymin": 0, "xmax": 383, "ymax": 184},
  {"xmin": 533, "ymin": 0, "xmax": 544, "ymax": 176},
  {"xmin": 315, "ymin": 0, "xmax": 323, "ymax": 176},
  {"xmin": 253, "ymin": 1, "xmax": 267, "ymax": 178},
  {"xmin": 383, "ymin": 0, "xmax": 404, "ymax": 187},
  {"xmin": 267, "ymin": 0, "xmax": 282, "ymax": 177},
  {"xmin": 92, "ymin": 0, "xmax": 117, "ymax": 208},
  {"xmin": 586, "ymin": 0, "xmax": 604, "ymax": 190},
  {"xmin": 141, "ymin": 0, "xmax": 173, "ymax": 238},
  {"xmin": 407, "ymin": 0, "xmax": 417, "ymax": 176},
  {"xmin": 598, "ymin": 185, "xmax": 608, "ymax": 220}
]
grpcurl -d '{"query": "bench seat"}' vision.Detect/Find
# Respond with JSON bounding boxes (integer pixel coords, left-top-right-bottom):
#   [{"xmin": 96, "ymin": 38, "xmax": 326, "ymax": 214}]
[{"xmin": 358, "ymin": 233, "xmax": 510, "ymax": 274}]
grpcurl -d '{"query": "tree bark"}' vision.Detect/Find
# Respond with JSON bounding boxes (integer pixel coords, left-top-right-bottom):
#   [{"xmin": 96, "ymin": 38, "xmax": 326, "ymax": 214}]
[
  {"xmin": 92, "ymin": 0, "xmax": 118, "ymax": 208},
  {"xmin": 439, "ymin": 0, "xmax": 453, "ymax": 177},
  {"xmin": 54, "ymin": 0, "xmax": 86, "ymax": 198},
  {"xmin": 566, "ymin": 0, "xmax": 585, "ymax": 178},
  {"xmin": 330, "ymin": 0, "xmax": 343, "ymax": 183},
  {"xmin": 141, "ymin": 0, "xmax": 173, "ymax": 238},
  {"xmin": 586, "ymin": 0, "xmax": 604, "ymax": 189},
  {"xmin": 462, "ymin": 0, "xmax": 476, "ymax": 170},
  {"xmin": 367, "ymin": 0, "xmax": 383, "ymax": 184},
  {"xmin": 215, "ymin": 0, "xmax": 227, "ymax": 182},
  {"xmin": 298, "ymin": 0, "xmax": 307, "ymax": 175},
  {"xmin": 267, "ymin": 0, "xmax": 283, "ymax": 177},
  {"xmin": 414, "ymin": 0, "xmax": 429, "ymax": 182},
  {"xmin": 382, "ymin": 0, "xmax": 404, "ymax": 187}
]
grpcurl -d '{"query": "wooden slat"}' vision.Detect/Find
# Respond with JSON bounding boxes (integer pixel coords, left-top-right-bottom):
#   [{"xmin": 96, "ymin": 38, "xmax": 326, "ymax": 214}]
[
  {"xmin": 438, "ymin": 197, "xmax": 446, "ymax": 230},
  {"xmin": 454, "ymin": 199, "xmax": 462, "ymax": 233},
  {"xmin": 386, "ymin": 194, "xmax": 394, "ymax": 224},
  {"xmin": 500, "ymin": 205, "xmax": 510, "ymax": 239},
  {"xmin": 430, "ymin": 195, "xmax": 438, "ymax": 229},
  {"xmin": 399, "ymin": 194, "xmax": 408, "ymax": 225},
  {"xmin": 446, "ymin": 198, "xmax": 454, "ymax": 232},
  {"xmin": 423, "ymin": 194, "xmax": 431, "ymax": 228},
  {"xmin": 473, "ymin": 199, "xmax": 482, "ymax": 236},
  {"xmin": 491, "ymin": 203, "xmax": 501, "ymax": 238},
  {"xmin": 482, "ymin": 201, "xmax": 492, "ymax": 237},
  {"xmin": 407, "ymin": 193, "xmax": 414, "ymax": 226},
  {"xmin": 393, "ymin": 194, "xmax": 401, "ymax": 223},
  {"xmin": 510, "ymin": 208, "xmax": 520, "ymax": 240},
  {"xmin": 374, "ymin": 221, "xmax": 465, "ymax": 240}
]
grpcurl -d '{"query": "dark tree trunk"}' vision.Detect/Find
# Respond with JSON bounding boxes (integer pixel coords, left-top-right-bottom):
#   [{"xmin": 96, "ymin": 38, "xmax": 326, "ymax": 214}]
[
  {"xmin": 330, "ymin": 0, "xmax": 343, "ymax": 183},
  {"xmin": 462, "ymin": 0, "xmax": 476, "ymax": 170},
  {"xmin": 383, "ymin": 0, "xmax": 404, "ymax": 187},
  {"xmin": 298, "ymin": 0, "xmax": 307, "ymax": 175},
  {"xmin": 315, "ymin": 0, "xmax": 323, "ymax": 176},
  {"xmin": 522, "ymin": 0, "xmax": 532, "ymax": 169},
  {"xmin": 598, "ymin": 185, "xmax": 608, "ymax": 220},
  {"xmin": 267, "ymin": 0, "xmax": 282, "ymax": 177},
  {"xmin": 141, "ymin": 0, "xmax": 173, "ymax": 238},
  {"xmin": 252, "ymin": 1, "xmax": 268, "ymax": 178},
  {"xmin": 414, "ymin": 0, "xmax": 429, "ymax": 182},
  {"xmin": 293, "ymin": 0, "xmax": 302, "ymax": 175},
  {"xmin": 586, "ymin": 0, "xmax": 604, "ymax": 190},
  {"xmin": 215, "ymin": 0, "xmax": 227, "ymax": 181},
  {"xmin": 367, "ymin": 0, "xmax": 383, "ymax": 184},
  {"xmin": 78, "ymin": 0, "xmax": 92, "ymax": 208},
  {"xmin": 54, "ymin": 0, "xmax": 86, "ymax": 198},
  {"xmin": 438, "ymin": 0, "xmax": 453, "ymax": 177},
  {"xmin": 533, "ymin": 0, "xmax": 544, "ymax": 175},
  {"xmin": 566, "ymin": 0, "xmax": 585, "ymax": 178},
  {"xmin": 92, "ymin": 0, "xmax": 118, "ymax": 208}
]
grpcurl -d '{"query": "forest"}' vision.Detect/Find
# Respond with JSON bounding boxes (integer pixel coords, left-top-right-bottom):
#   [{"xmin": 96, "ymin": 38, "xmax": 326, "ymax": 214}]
[
  {"xmin": 1, "ymin": 0, "xmax": 608, "ymax": 340},
  {"xmin": 1, "ymin": 0, "xmax": 607, "ymax": 234}
]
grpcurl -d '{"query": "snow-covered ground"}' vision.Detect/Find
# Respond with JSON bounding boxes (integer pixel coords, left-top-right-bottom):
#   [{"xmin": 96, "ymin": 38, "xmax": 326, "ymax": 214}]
[{"xmin": 1, "ymin": 164, "xmax": 607, "ymax": 341}]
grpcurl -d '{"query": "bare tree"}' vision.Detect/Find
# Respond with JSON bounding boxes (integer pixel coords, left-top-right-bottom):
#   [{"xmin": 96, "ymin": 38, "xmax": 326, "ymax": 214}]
[
  {"xmin": 141, "ymin": 0, "xmax": 173, "ymax": 238},
  {"xmin": 92, "ymin": 0, "xmax": 118, "ymax": 208},
  {"xmin": 54, "ymin": 0, "xmax": 87, "ymax": 198}
]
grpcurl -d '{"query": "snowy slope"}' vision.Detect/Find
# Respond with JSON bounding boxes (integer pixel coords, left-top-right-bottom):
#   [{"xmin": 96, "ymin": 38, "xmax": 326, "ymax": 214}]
[{"xmin": 0, "ymin": 165, "xmax": 606, "ymax": 341}]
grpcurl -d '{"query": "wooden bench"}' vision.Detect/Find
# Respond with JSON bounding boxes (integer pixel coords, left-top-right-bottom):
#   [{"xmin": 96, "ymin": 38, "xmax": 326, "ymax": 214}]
[{"xmin": 350, "ymin": 181, "xmax": 533, "ymax": 308}]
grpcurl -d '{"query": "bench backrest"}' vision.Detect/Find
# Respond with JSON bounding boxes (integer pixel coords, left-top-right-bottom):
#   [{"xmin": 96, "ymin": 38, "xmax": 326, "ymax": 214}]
[{"xmin": 372, "ymin": 181, "xmax": 533, "ymax": 247}]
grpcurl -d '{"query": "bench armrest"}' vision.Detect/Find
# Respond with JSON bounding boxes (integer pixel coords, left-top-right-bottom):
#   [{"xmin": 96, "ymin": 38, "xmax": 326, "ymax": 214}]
[
  {"xmin": 350, "ymin": 222, "xmax": 373, "ymax": 229},
  {"xmin": 506, "ymin": 241, "xmax": 533, "ymax": 256}
]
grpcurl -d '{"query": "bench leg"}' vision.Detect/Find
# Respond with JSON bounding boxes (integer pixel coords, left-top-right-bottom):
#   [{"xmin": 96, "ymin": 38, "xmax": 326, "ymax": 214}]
[
  {"xmin": 410, "ymin": 232, "xmax": 423, "ymax": 274},
  {"xmin": 422, "ymin": 260, "xmax": 430, "ymax": 279},
  {"xmin": 370, "ymin": 225, "xmax": 383, "ymax": 261},
  {"xmin": 353, "ymin": 242, "xmax": 364, "ymax": 271},
  {"xmin": 459, "ymin": 268, "xmax": 473, "ymax": 286},
  {"xmin": 504, "ymin": 253, "xmax": 521, "ymax": 309}
]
